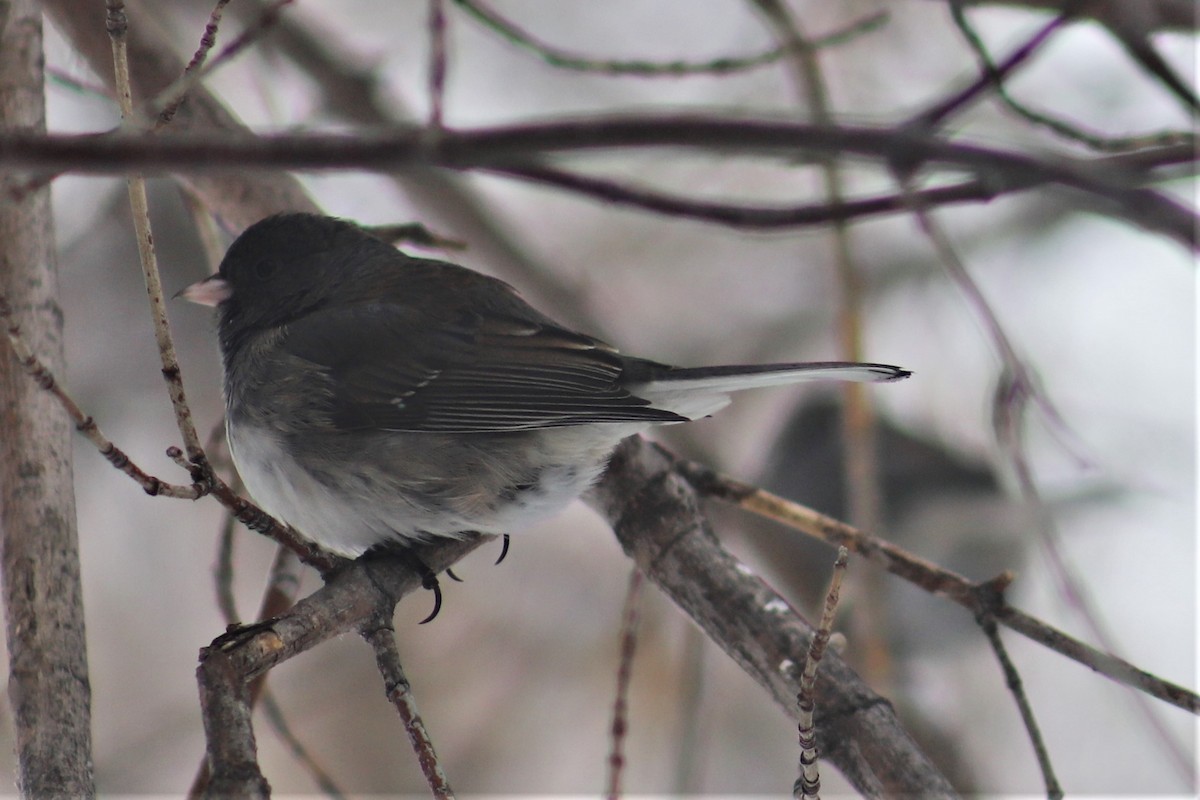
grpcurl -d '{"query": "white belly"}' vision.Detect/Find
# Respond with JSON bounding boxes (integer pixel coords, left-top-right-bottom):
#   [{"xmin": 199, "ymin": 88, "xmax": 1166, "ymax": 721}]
[{"xmin": 227, "ymin": 420, "xmax": 643, "ymax": 557}]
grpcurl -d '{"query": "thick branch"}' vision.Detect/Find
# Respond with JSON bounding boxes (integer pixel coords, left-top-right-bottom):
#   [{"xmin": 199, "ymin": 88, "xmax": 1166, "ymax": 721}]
[
  {"xmin": 586, "ymin": 437, "xmax": 959, "ymax": 798},
  {"xmin": 0, "ymin": 1, "xmax": 95, "ymax": 794}
]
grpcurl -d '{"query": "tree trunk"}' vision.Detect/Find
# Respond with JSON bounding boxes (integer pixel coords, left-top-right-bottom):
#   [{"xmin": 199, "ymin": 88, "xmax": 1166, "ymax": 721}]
[{"xmin": 0, "ymin": 1, "xmax": 95, "ymax": 795}]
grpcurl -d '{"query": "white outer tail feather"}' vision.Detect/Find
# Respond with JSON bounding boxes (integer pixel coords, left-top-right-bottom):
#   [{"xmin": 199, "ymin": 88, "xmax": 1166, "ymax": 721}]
[{"xmin": 632, "ymin": 363, "xmax": 908, "ymax": 421}]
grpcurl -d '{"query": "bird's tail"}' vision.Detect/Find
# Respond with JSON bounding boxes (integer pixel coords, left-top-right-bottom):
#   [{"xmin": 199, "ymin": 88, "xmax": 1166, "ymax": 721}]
[{"xmin": 631, "ymin": 361, "xmax": 910, "ymax": 420}]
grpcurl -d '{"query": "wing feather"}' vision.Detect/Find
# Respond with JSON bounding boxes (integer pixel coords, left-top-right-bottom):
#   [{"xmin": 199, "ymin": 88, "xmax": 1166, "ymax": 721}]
[{"xmin": 281, "ymin": 303, "xmax": 683, "ymax": 432}]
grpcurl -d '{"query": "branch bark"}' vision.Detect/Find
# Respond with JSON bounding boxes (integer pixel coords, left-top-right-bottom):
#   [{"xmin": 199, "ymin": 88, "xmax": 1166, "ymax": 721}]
[
  {"xmin": 0, "ymin": 1, "xmax": 95, "ymax": 794},
  {"xmin": 0, "ymin": 121, "xmax": 1193, "ymax": 249},
  {"xmin": 587, "ymin": 438, "xmax": 959, "ymax": 798}
]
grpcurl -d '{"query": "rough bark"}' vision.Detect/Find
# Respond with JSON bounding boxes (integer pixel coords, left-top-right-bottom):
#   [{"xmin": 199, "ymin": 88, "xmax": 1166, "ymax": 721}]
[{"xmin": 0, "ymin": 0, "xmax": 95, "ymax": 794}]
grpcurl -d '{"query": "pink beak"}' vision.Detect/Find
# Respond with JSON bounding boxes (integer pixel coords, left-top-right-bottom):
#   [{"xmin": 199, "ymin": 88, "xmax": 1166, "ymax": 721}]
[{"xmin": 177, "ymin": 274, "xmax": 232, "ymax": 307}]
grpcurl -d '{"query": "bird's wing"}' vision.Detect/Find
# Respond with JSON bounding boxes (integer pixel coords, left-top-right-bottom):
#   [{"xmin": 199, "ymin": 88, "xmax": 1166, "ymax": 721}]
[{"xmin": 280, "ymin": 303, "xmax": 685, "ymax": 433}]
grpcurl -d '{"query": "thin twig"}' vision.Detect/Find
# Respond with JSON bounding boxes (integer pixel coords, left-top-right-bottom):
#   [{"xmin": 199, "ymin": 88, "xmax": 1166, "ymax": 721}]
[
  {"xmin": 911, "ymin": 10, "xmax": 1070, "ymax": 130},
  {"xmin": 258, "ymin": 693, "xmax": 348, "ymax": 798},
  {"xmin": 155, "ymin": 0, "xmax": 232, "ymax": 127},
  {"xmin": 105, "ymin": 0, "xmax": 206, "ymax": 465},
  {"xmin": 0, "ymin": 294, "xmax": 203, "ymax": 499},
  {"xmin": 992, "ymin": 373, "xmax": 1196, "ymax": 780},
  {"xmin": 793, "ymin": 547, "xmax": 849, "ymax": 800},
  {"xmin": 428, "ymin": 0, "xmax": 448, "ymax": 129},
  {"xmin": 674, "ymin": 456, "xmax": 1200, "ymax": 715},
  {"xmin": 946, "ymin": 5, "xmax": 1193, "ymax": 151},
  {"xmin": 4, "ymin": 283, "xmax": 333, "ymax": 573},
  {"xmin": 1108, "ymin": 25, "xmax": 1200, "ymax": 114},
  {"xmin": 973, "ymin": 586, "xmax": 1063, "ymax": 800},
  {"xmin": 606, "ymin": 567, "xmax": 644, "ymax": 800},
  {"xmin": 897, "ymin": 171, "xmax": 1194, "ymax": 781},
  {"xmin": 751, "ymin": 0, "xmax": 893, "ymax": 690},
  {"xmin": 151, "ymin": 0, "xmax": 295, "ymax": 130},
  {"xmin": 455, "ymin": 0, "xmax": 886, "ymax": 76},
  {"xmin": 361, "ymin": 615, "xmax": 455, "ymax": 799}
]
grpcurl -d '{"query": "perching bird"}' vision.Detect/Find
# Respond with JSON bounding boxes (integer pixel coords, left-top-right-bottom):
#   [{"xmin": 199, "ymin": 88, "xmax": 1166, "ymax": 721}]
[{"xmin": 182, "ymin": 213, "xmax": 909, "ymax": 559}]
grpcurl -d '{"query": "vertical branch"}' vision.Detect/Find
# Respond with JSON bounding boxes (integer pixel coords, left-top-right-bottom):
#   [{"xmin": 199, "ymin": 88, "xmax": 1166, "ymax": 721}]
[
  {"xmin": 428, "ymin": 0, "xmax": 448, "ymax": 127},
  {"xmin": 606, "ymin": 567, "xmax": 645, "ymax": 799},
  {"xmin": 751, "ymin": 0, "xmax": 891, "ymax": 686},
  {"xmin": 973, "ymin": 592, "xmax": 1062, "ymax": 799},
  {"xmin": 794, "ymin": 547, "xmax": 850, "ymax": 800},
  {"xmin": 362, "ymin": 617, "xmax": 455, "ymax": 798},
  {"xmin": 105, "ymin": 0, "xmax": 206, "ymax": 464},
  {"xmin": 0, "ymin": 1, "xmax": 96, "ymax": 795}
]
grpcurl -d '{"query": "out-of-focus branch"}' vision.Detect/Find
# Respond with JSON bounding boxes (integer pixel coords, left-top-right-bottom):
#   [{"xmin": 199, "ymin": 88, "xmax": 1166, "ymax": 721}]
[
  {"xmin": 914, "ymin": 0, "xmax": 1198, "ymax": 32},
  {"xmin": 455, "ymin": 0, "xmax": 886, "ymax": 76},
  {"xmin": 0, "ymin": 118, "xmax": 1194, "ymax": 247},
  {"xmin": 42, "ymin": 0, "xmax": 318, "ymax": 227},
  {"xmin": 236, "ymin": 0, "xmax": 601, "ymax": 331},
  {"xmin": 0, "ymin": 1, "xmax": 94, "ymax": 793},
  {"xmin": 751, "ymin": 0, "xmax": 893, "ymax": 692}
]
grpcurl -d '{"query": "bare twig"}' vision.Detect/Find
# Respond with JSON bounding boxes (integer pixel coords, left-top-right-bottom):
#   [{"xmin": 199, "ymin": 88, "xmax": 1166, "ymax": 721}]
[
  {"xmin": 155, "ymin": 0, "xmax": 232, "ymax": 127},
  {"xmin": 898, "ymin": 173, "xmax": 1194, "ymax": 779},
  {"xmin": 918, "ymin": 0, "xmax": 1197, "ymax": 33},
  {"xmin": 488, "ymin": 141, "xmax": 1193, "ymax": 228},
  {"xmin": 456, "ymin": 0, "xmax": 886, "ymax": 76},
  {"xmin": 0, "ymin": 295, "xmax": 204, "ymax": 499},
  {"xmin": 606, "ymin": 567, "xmax": 645, "ymax": 800},
  {"xmin": 911, "ymin": 10, "xmax": 1070, "ymax": 130},
  {"xmin": 752, "ymin": 0, "xmax": 892, "ymax": 690},
  {"xmin": 973, "ymin": 587, "xmax": 1063, "ymax": 799},
  {"xmin": 428, "ymin": 0, "xmax": 448, "ymax": 128},
  {"xmin": 362, "ymin": 615, "xmax": 455, "ymax": 799},
  {"xmin": 992, "ymin": 371, "xmax": 1196, "ymax": 780},
  {"xmin": 675, "ymin": 456, "xmax": 1200, "ymax": 715},
  {"xmin": 153, "ymin": 0, "xmax": 294, "ymax": 129},
  {"xmin": 105, "ymin": 0, "xmax": 206, "ymax": 464},
  {"xmin": 944, "ymin": 5, "xmax": 1194, "ymax": 150},
  {"xmin": 793, "ymin": 547, "xmax": 849, "ymax": 800}
]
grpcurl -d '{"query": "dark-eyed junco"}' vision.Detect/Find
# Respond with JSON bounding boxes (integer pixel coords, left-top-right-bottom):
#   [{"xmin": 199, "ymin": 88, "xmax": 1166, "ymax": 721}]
[{"xmin": 182, "ymin": 213, "xmax": 909, "ymax": 558}]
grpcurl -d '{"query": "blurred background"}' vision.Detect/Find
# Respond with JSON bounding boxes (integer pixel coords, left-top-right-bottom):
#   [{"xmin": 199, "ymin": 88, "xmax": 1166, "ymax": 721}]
[{"xmin": 8, "ymin": 0, "xmax": 1194, "ymax": 794}]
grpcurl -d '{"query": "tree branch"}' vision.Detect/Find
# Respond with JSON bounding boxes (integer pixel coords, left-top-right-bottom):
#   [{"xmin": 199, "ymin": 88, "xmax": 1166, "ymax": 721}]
[
  {"xmin": 0, "ymin": 118, "xmax": 1194, "ymax": 247},
  {"xmin": 587, "ymin": 438, "xmax": 959, "ymax": 798},
  {"xmin": 0, "ymin": 1, "xmax": 94, "ymax": 793}
]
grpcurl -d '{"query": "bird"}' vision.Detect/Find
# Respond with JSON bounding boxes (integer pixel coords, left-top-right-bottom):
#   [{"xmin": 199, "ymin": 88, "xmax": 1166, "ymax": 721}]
[{"xmin": 181, "ymin": 212, "xmax": 909, "ymax": 564}]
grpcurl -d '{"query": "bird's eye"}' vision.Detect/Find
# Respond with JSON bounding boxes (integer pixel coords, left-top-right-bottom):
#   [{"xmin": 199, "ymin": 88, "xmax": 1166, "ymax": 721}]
[{"xmin": 251, "ymin": 259, "xmax": 278, "ymax": 281}]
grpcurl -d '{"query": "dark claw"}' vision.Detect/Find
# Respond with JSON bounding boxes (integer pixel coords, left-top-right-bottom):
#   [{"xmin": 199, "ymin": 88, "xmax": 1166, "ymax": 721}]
[
  {"xmin": 417, "ymin": 568, "xmax": 443, "ymax": 625},
  {"xmin": 445, "ymin": 567, "xmax": 464, "ymax": 582},
  {"xmin": 495, "ymin": 533, "xmax": 511, "ymax": 566}
]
